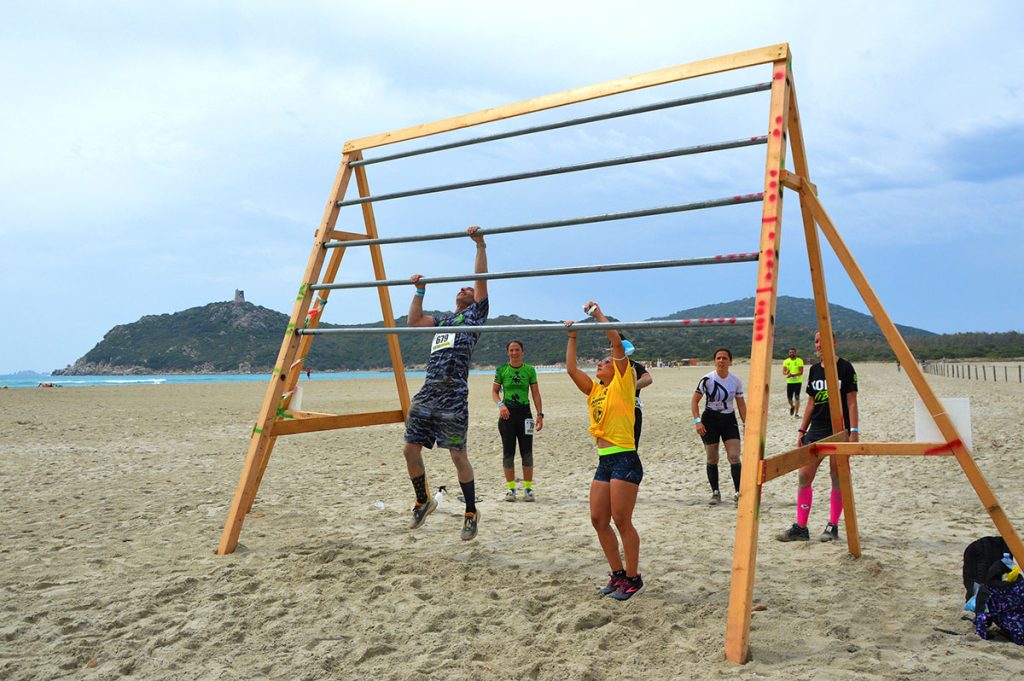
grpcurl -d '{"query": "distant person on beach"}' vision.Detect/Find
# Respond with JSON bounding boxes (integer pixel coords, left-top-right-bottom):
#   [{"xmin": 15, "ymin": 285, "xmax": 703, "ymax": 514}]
[
  {"xmin": 565, "ymin": 302, "xmax": 645, "ymax": 601},
  {"xmin": 692, "ymin": 348, "xmax": 746, "ymax": 505},
  {"xmin": 492, "ymin": 340, "xmax": 543, "ymax": 501},
  {"xmin": 782, "ymin": 347, "xmax": 804, "ymax": 416},
  {"xmin": 777, "ymin": 331, "xmax": 859, "ymax": 543},
  {"xmin": 401, "ymin": 226, "xmax": 488, "ymax": 542},
  {"xmin": 306, "ymin": 367, "xmax": 311, "ymax": 379},
  {"xmin": 620, "ymin": 334, "xmax": 653, "ymax": 449}
]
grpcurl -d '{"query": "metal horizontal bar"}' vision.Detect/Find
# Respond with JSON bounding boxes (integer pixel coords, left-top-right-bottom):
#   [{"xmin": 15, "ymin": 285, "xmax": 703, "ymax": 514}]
[
  {"xmin": 348, "ymin": 82, "xmax": 773, "ymax": 167},
  {"xmin": 298, "ymin": 318, "xmax": 755, "ymax": 336},
  {"xmin": 336, "ymin": 135, "xmax": 768, "ymax": 208},
  {"xmin": 325, "ymin": 193, "xmax": 764, "ymax": 249},
  {"xmin": 309, "ymin": 253, "xmax": 758, "ymax": 291}
]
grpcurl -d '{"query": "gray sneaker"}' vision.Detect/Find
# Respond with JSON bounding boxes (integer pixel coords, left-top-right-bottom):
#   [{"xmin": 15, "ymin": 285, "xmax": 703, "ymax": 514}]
[
  {"xmin": 504, "ymin": 489, "xmax": 517, "ymax": 502},
  {"xmin": 408, "ymin": 497, "xmax": 437, "ymax": 530},
  {"xmin": 709, "ymin": 491, "xmax": 722, "ymax": 506},
  {"xmin": 776, "ymin": 523, "xmax": 810, "ymax": 542},
  {"xmin": 819, "ymin": 523, "xmax": 840, "ymax": 542},
  {"xmin": 461, "ymin": 510, "xmax": 479, "ymax": 541},
  {"xmin": 523, "ymin": 488, "xmax": 535, "ymax": 502}
]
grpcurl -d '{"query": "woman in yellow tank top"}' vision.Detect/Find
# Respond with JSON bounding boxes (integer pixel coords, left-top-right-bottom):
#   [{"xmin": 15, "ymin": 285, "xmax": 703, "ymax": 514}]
[{"xmin": 564, "ymin": 301, "xmax": 644, "ymax": 601}]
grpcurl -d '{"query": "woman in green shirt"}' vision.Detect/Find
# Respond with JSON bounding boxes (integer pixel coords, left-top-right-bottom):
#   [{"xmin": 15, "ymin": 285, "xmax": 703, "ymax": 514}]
[{"xmin": 492, "ymin": 340, "xmax": 544, "ymax": 501}]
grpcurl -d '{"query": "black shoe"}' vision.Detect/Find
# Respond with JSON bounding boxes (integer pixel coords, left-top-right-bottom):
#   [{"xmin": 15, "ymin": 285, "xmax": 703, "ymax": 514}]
[
  {"xmin": 776, "ymin": 523, "xmax": 810, "ymax": 542},
  {"xmin": 599, "ymin": 570, "xmax": 628, "ymax": 596},
  {"xmin": 408, "ymin": 497, "xmax": 437, "ymax": 530},
  {"xmin": 709, "ymin": 491, "xmax": 722, "ymax": 506},
  {"xmin": 461, "ymin": 510, "xmax": 479, "ymax": 541},
  {"xmin": 819, "ymin": 523, "xmax": 840, "ymax": 542}
]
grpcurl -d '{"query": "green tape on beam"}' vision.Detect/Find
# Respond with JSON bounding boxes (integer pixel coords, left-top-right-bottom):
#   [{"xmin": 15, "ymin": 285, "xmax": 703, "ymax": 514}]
[
  {"xmin": 286, "ymin": 323, "xmax": 296, "ymax": 334},
  {"xmin": 253, "ymin": 426, "xmax": 262, "ymax": 435},
  {"xmin": 276, "ymin": 407, "xmax": 294, "ymax": 419},
  {"xmin": 273, "ymin": 367, "xmax": 281, "ymax": 375},
  {"xmin": 296, "ymin": 284, "xmax": 308, "ymax": 300}
]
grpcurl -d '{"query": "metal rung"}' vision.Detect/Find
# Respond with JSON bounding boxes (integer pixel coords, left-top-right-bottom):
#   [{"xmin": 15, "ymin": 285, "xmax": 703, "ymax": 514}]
[
  {"xmin": 336, "ymin": 136, "xmax": 768, "ymax": 207},
  {"xmin": 298, "ymin": 318, "xmax": 755, "ymax": 336},
  {"xmin": 348, "ymin": 82, "xmax": 773, "ymax": 167},
  {"xmin": 309, "ymin": 253, "xmax": 758, "ymax": 291},
  {"xmin": 324, "ymin": 193, "xmax": 764, "ymax": 250}
]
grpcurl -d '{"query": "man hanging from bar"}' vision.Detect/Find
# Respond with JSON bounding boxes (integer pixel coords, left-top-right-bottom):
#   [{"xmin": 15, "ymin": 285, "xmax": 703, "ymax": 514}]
[{"xmin": 402, "ymin": 226, "xmax": 488, "ymax": 541}]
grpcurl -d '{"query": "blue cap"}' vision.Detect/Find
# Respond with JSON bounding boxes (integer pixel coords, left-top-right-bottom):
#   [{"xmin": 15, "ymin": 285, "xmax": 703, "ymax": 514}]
[{"xmin": 621, "ymin": 340, "xmax": 635, "ymax": 356}]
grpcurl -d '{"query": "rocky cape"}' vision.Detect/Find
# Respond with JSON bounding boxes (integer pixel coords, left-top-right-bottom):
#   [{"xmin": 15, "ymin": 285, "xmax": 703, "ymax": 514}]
[{"xmin": 53, "ymin": 297, "xmax": 1022, "ymax": 375}]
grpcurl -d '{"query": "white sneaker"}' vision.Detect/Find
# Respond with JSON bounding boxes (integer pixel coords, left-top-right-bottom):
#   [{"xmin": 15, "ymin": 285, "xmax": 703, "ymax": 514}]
[
  {"xmin": 504, "ymin": 488, "xmax": 517, "ymax": 502},
  {"xmin": 523, "ymin": 488, "xmax": 535, "ymax": 502},
  {"xmin": 709, "ymin": 491, "xmax": 722, "ymax": 506}
]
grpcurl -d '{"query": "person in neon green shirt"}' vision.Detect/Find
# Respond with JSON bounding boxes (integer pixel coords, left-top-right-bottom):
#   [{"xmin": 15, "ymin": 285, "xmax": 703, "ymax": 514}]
[
  {"xmin": 492, "ymin": 340, "xmax": 544, "ymax": 502},
  {"xmin": 782, "ymin": 347, "xmax": 804, "ymax": 417}
]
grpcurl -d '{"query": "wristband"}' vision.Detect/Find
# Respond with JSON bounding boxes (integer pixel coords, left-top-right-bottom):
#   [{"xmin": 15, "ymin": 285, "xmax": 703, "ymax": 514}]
[
  {"xmin": 693, "ymin": 417, "xmax": 701, "ymax": 424},
  {"xmin": 497, "ymin": 401, "xmax": 504, "ymax": 408},
  {"xmin": 798, "ymin": 428, "xmax": 807, "ymax": 433},
  {"xmin": 414, "ymin": 288, "xmax": 425, "ymax": 297},
  {"xmin": 537, "ymin": 412, "xmax": 544, "ymax": 417},
  {"xmin": 849, "ymin": 427, "xmax": 859, "ymax": 432}
]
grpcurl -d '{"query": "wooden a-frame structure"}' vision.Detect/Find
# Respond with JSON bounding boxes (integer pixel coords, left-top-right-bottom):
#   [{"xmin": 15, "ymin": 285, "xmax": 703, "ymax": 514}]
[{"xmin": 215, "ymin": 43, "xmax": 1024, "ymax": 664}]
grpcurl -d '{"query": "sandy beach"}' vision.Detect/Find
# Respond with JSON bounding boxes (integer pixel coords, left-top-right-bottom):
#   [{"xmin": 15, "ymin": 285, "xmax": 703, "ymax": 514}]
[{"xmin": 2, "ymin": 362, "xmax": 1024, "ymax": 680}]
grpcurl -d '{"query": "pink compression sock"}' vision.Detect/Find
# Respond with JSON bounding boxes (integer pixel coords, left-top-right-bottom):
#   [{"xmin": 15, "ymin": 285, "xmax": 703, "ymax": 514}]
[
  {"xmin": 829, "ymin": 488, "xmax": 844, "ymax": 525},
  {"xmin": 796, "ymin": 487, "xmax": 812, "ymax": 527}
]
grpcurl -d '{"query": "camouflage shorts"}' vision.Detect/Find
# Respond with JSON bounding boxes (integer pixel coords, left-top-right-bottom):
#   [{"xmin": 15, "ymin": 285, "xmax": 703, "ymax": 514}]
[{"xmin": 404, "ymin": 391, "xmax": 470, "ymax": 450}]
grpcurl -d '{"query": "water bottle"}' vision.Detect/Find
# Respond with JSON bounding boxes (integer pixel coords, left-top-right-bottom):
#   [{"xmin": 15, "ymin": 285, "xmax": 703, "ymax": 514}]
[{"xmin": 1002, "ymin": 553, "xmax": 1020, "ymax": 582}]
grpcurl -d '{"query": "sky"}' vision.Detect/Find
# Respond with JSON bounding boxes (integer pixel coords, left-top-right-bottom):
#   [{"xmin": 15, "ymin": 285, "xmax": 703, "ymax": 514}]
[{"xmin": 2, "ymin": 1, "xmax": 1022, "ymax": 373}]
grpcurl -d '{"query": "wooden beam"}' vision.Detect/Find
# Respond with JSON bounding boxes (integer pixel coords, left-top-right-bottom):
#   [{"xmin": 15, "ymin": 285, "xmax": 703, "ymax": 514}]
[
  {"xmin": 779, "ymin": 169, "xmax": 816, "ymax": 194},
  {"xmin": 354, "ymin": 159, "xmax": 412, "ymax": 417},
  {"xmin": 344, "ymin": 44, "xmax": 790, "ymax": 152},
  {"xmin": 724, "ymin": 57, "xmax": 791, "ymax": 666},
  {"xmin": 761, "ymin": 432, "xmax": 849, "ymax": 483},
  {"xmin": 828, "ymin": 442, "xmax": 955, "ymax": 456},
  {"xmin": 786, "ymin": 77, "xmax": 862, "ymax": 559},
  {"xmin": 273, "ymin": 410, "xmax": 406, "ymax": 436},
  {"xmin": 327, "ymin": 230, "xmax": 371, "ymax": 241},
  {"xmin": 217, "ymin": 153, "xmax": 357, "ymax": 556},
  {"xmin": 800, "ymin": 188, "xmax": 1024, "ymax": 566}
]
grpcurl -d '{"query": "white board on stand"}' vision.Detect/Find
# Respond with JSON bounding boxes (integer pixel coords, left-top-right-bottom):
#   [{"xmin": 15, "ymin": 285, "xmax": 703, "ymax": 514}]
[{"xmin": 914, "ymin": 397, "xmax": 972, "ymax": 452}]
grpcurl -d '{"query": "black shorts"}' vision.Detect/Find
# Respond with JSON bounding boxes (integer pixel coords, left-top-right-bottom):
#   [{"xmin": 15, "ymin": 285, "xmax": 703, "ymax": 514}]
[
  {"xmin": 404, "ymin": 392, "xmax": 469, "ymax": 450},
  {"xmin": 700, "ymin": 409, "xmax": 740, "ymax": 445},
  {"xmin": 786, "ymin": 383, "xmax": 802, "ymax": 399},
  {"xmin": 593, "ymin": 450, "xmax": 643, "ymax": 485}
]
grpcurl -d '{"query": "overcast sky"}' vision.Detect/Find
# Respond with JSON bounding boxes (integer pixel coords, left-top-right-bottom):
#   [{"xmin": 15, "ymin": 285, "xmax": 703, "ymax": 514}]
[{"xmin": 2, "ymin": 1, "xmax": 1022, "ymax": 373}]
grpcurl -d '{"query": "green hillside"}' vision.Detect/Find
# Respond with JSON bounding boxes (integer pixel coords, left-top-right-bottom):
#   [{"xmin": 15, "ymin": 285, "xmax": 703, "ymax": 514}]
[{"xmin": 52, "ymin": 297, "xmax": 1023, "ymax": 374}]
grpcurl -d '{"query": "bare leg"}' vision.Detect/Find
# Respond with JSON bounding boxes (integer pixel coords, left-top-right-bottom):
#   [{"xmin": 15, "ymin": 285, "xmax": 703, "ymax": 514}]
[
  {"xmin": 403, "ymin": 442, "xmax": 425, "ymax": 479},
  {"xmin": 449, "ymin": 448, "xmax": 474, "ymax": 483},
  {"xmin": 590, "ymin": 480, "xmax": 622, "ymax": 572},
  {"xmin": 610, "ymin": 480, "xmax": 641, "ymax": 576}
]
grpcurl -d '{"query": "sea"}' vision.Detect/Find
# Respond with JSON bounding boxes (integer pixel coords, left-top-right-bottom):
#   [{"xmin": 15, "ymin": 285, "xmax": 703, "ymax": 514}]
[
  {"xmin": 1, "ymin": 371, "xmax": 495, "ymax": 390},
  {"xmin": 1, "ymin": 368, "xmax": 562, "ymax": 390}
]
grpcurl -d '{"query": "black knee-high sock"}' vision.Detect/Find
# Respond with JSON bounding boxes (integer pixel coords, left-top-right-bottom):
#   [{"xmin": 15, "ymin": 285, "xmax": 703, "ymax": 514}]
[
  {"xmin": 411, "ymin": 474, "xmax": 429, "ymax": 504},
  {"xmin": 730, "ymin": 463, "xmax": 742, "ymax": 491},
  {"xmin": 706, "ymin": 464, "xmax": 719, "ymax": 492},
  {"xmin": 459, "ymin": 480, "xmax": 477, "ymax": 514}
]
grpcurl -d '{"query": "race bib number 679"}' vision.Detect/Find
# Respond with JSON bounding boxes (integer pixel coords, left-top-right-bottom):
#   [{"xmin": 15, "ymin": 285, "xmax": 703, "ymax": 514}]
[{"xmin": 431, "ymin": 332, "xmax": 454, "ymax": 353}]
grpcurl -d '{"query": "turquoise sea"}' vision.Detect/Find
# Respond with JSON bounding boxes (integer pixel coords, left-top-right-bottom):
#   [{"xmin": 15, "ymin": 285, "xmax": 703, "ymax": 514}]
[{"xmin": 0, "ymin": 370, "xmax": 503, "ymax": 390}]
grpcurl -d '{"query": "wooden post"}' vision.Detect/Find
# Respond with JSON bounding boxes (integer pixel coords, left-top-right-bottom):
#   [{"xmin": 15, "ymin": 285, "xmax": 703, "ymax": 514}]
[
  {"xmin": 353, "ymin": 155, "xmax": 412, "ymax": 416},
  {"xmin": 724, "ymin": 53, "xmax": 791, "ymax": 665},
  {"xmin": 217, "ymin": 154, "xmax": 356, "ymax": 555},
  {"xmin": 786, "ymin": 83, "xmax": 860, "ymax": 558},
  {"xmin": 800, "ymin": 189, "xmax": 1024, "ymax": 565}
]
